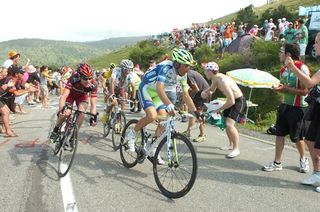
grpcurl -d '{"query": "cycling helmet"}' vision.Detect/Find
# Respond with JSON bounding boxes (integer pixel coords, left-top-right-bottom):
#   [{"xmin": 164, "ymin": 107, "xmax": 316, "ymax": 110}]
[
  {"xmin": 109, "ymin": 63, "xmax": 116, "ymax": 69},
  {"xmin": 120, "ymin": 59, "xmax": 134, "ymax": 70},
  {"xmin": 77, "ymin": 63, "xmax": 93, "ymax": 78},
  {"xmin": 171, "ymin": 48, "xmax": 197, "ymax": 66},
  {"xmin": 204, "ymin": 62, "xmax": 219, "ymax": 72}
]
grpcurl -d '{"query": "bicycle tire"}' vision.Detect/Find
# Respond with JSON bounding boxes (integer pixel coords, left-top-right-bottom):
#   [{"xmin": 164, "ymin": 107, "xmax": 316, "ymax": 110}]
[
  {"xmin": 103, "ymin": 112, "xmax": 115, "ymax": 137},
  {"xmin": 112, "ymin": 111, "xmax": 126, "ymax": 151},
  {"xmin": 120, "ymin": 119, "xmax": 144, "ymax": 168},
  {"xmin": 53, "ymin": 120, "xmax": 68, "ymax": 156},
  {"xmin": 153, "ymin": 132, "xmax": 198, "ymax": 199},
  {"xmin": 58, "ymin": 125, "xmax": 78, "ymax": 177}
]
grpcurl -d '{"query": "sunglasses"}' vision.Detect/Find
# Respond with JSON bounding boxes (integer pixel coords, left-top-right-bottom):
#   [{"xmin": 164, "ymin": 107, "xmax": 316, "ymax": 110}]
[{"xmin": 81, "ymin": 76, "xmax": 92, "ymax": 81}]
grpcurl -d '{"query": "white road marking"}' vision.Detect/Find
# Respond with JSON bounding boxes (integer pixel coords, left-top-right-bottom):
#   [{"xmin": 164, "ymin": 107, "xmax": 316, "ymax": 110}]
[{"xmin": 60, "ymin": 164, "xmax": 79, "ymax": 212}]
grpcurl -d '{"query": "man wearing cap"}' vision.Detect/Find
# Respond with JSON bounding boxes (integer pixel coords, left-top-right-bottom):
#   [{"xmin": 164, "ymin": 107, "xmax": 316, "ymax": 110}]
[
  {"xmin": 284, "ymin": 22, "xmax": 296, "ymax": 44},
  {"xmin": 0, "ymin": 66, "xmax": 36, "ymax": 137},
  {"xmin": 2, "ymin": 51, "xmax": 30, "ymax": 74},
  {"xmin": 201, "ymin": 62, "xmax": 246, "ymax": 158}
]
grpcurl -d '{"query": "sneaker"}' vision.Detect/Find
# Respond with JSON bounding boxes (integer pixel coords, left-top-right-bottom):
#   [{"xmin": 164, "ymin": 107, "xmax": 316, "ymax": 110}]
[
  {"xmin": 182, "ymin": 131, "xmax": 191, "ymax": 138},
  {"xmin": 101, "ymin": 113, "xmax": 108, "ymax": 125},
  {"xmin": 299, "ymin": 157, "xmax": 310, "ymax": 173},
  {"xmin": 316, "ymin": 186, "xmax": 320, "ymax": 193},
  {"xmin": 226, "ymin": 149, "xmax": 240, "ymax": 158},
  {"xmin": 115, "ymin": 123, "xmax": 122, "ymax": 134},
  {"xmin": 127, "ymin": 130, "xmax": 136, "ymax": 152},
  {"xmin": 193, "ymin": 135, "xmax": 206, "ymax": 143},
  {"xmin": 157, "ymin": 155, "xmax": 165, "ymax": 165},
  {"xmin": 301, "ymin": 172, "xmax": 320, "ymax": 185},
  {"xmin": 64, "ymin": 136, "xmax": 74, "ymax": 151},
  {"xmin": 262, "ymin": 161, "xmax": 283, "ymax": 172},
  {"xmin": 49, "ymin": 132, "xmax": 59, "ymax": 143},
  {"xmin": 220, "ymin": 145, "xmax": 233, "ymax": 150}
]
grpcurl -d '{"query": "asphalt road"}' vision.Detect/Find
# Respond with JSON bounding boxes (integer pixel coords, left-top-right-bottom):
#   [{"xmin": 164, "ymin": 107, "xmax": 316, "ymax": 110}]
[{"xmin": 0, "ymin": 95, "xmax": 319, "ymax": 212}]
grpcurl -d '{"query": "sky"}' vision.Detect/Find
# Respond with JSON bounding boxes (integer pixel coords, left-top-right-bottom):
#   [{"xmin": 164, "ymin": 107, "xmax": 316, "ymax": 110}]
[{"xmin": 1, "ymin": 0, "xmax": 266, "ymax": 42}]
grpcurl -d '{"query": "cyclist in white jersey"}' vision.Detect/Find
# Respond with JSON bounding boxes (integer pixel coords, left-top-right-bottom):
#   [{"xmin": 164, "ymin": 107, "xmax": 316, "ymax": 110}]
[{"xmin": 105, "ymin": 59, "xmax": 136, "ymax": 118}]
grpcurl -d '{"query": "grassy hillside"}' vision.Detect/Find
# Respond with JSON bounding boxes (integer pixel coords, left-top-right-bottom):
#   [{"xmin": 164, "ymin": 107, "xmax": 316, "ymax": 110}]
[
  {"xmin": 89, "ymin": 45, "xmax": 134, "ymax": 69},
  {"xmin": 211, "ymin": 0, "xmax": 319, "ymax": 23},
  {"xmin": 0, "ymin": 36, "xmax": 147, "ymax": 67},
  {"xmin": 85, "ymin": 36, "xmax": 148, "ymax": 49}
]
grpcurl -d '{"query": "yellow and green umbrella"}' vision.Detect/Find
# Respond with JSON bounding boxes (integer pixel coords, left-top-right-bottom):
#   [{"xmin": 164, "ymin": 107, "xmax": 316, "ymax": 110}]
[{"xmin": 226, "ymin": 68, "xmax": 280, "ymax": 88}]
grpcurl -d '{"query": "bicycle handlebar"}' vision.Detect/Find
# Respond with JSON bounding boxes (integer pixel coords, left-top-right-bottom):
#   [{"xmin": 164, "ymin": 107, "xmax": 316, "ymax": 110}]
[{"xmin": 63, "ymin": 104, "xmax": 98, "ymax": 117}]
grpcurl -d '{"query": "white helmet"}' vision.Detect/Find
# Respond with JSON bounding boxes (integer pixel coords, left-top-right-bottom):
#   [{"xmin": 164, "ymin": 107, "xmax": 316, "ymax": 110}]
[
  {"xmin": 282, "ymin": 17, "xmax": 286, "ymax": 21},
  {"xmin": 120, "ymin": 59, "xmax": 134, "ymax": 70},
  {"xmin": 204, "ymin": 62, "xmax": 219, "ymax": 72}
]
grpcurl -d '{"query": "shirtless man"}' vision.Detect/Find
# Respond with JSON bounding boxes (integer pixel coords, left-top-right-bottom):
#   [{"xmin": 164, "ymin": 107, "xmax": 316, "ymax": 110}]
[{"xmin": 201, "ymin": 62, "xmax": 246, "ymax": 158}]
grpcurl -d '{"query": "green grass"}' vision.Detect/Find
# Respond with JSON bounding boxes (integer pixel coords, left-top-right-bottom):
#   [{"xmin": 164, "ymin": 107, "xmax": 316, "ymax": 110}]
[
  {"xmin": 210, "ymin": 0, "xmax": 319, "ymax": 24},
  {"xmin": 89, "ymin": 45, "xmax": 134, "ymax": 69}
]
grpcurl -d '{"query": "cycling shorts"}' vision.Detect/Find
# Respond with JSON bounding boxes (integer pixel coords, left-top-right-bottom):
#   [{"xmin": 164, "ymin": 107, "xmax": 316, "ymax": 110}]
[
  {"xmin": 66, "ymin": 91, "xmax": 89, "ymax": 106},
  {"xmin": 138, "ymin": 84, "xmax": 166, "ymax": 111}
]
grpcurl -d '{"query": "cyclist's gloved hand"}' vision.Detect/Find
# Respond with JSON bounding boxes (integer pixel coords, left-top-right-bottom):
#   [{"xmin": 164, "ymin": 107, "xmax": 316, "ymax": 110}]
[
  {"xmin": 192, "ymin": 111, "xmax": 204, "ymax": 122},
  {"xmin": 166, "ymin": 103, "xmax": 175, "ymax": 112}
]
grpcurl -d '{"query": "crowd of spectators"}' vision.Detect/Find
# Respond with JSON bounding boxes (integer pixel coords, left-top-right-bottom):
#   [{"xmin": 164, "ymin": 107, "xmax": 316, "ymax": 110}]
[
  {"xmin": 155, "ymin": 15, "xmax": 309, "ymax": 61},
  {"xmin": 0, "ymin": 51, "xmax": 73, "ymax": 137}
]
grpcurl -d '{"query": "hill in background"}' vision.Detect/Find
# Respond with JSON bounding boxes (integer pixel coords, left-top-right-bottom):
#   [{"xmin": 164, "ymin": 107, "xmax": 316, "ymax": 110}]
[
  {"xmin": 210, "ymin": 0, "xmax": 319, "ymax": 24},
  {"xmin": 0, "ymin": 36, "xmax": 148, "ymax": 68}
]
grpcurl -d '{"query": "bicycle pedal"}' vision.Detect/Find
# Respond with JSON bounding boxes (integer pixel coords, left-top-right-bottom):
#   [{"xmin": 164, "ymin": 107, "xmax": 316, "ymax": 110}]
[{"xmin": 137, "ymin": 156, "xmax": 145, "ymax": 164}]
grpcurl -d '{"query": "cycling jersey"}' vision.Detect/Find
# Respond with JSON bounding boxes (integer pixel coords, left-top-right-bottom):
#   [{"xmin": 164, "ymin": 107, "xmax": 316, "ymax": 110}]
[
  {"xmin": 280, "ymin": 61, "xmax": 309, "ymax": 107},
  {"xmin": 111, "ymin": 67, "xmax": 134, "ymax": 89},
  {"xmin": 103, "ymin": 68, "xmax": 112, "ymax": 80},
  {"xmin": 138, "ymin": 60, "xmax": 188, "ymax": 110},
  {"xmin": 65, "ymin": 73, "xmax": 98, "ymax": 106}
]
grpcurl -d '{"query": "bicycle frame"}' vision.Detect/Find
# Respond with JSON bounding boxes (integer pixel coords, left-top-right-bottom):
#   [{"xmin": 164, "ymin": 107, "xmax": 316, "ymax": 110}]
[{"xmin": 143, "ymin": 116, "xmax": 179, "ymax": 165}]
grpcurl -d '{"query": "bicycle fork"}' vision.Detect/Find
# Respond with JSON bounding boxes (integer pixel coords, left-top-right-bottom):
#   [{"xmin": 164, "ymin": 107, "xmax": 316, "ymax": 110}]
[{"xmin": 166, "ymin": 119, "xmax": 180, "ymax": 168}]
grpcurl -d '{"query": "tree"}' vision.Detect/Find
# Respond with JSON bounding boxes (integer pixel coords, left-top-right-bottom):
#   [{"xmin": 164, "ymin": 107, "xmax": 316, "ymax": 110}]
[
  {"xmin": 236, "ymin": 4, "xmax": 259, "ymax": 29},
  {"xmin": 259, "ymin": 5, "xmax": 297, "ymax": 26}
]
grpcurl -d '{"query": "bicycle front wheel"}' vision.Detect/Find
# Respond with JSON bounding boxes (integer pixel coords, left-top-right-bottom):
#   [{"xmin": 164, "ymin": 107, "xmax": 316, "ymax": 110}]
[
  {"xmin": 52, "ymin": 120, "xmax": 69, "ymax": 156},
  {"xmin": 103, "ymin": 112, "xmax": 115, "ymax": 137},
  {"xmin": 112, "ymin": 111, "xmax": 126, "ymax": 151},
  {"xmin": 120, "ymin": 119, "xmax": 143, "ymax": 168},
  {"xmin": 153, "ymin": 133, "xmax": 198, "ymax": 199},
  {"xmin": 58, "ymin": 125, "xmax": 78, "ymax": 177}
]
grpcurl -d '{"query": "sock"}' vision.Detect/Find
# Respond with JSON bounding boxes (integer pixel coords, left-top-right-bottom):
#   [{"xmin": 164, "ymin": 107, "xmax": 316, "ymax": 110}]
[{"xmin": 274, "ymin": 161, "xmax": 281, "ymax": 165}]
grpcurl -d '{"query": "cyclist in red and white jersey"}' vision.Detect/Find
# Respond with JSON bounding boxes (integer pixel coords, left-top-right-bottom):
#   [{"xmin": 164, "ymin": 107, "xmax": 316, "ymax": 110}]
[{"xmin": 49, "ymin": 63, "xmax": 98, "ymax": 143}]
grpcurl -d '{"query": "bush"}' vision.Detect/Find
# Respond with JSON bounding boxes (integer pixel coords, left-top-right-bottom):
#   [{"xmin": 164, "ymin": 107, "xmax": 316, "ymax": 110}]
[
  {"xmin": 193, "ymin": 44, "xmax": 216, "ymax": 63},
  {"xmin": 129, "ymin": 41, "xmax": 166, "ymax": 70},
  {"xmin": 250, "ymin": 40, "xmax": 281, "ymax": 70}
]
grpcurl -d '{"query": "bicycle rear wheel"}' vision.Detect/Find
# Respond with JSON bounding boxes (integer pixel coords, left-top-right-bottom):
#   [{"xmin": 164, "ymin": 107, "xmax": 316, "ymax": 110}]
[
  {"xmin": 103, "ymin": 112, "xmax": 115, "ymax": 137},
  {"xmin": 120, "ymin": 119, "xmax": 143, "ymax": 168},
  {"xmin": 112, "ymin": 111, "xmax": 126, "ymax": 151},
  {"xmin": 58, "ymin": 125, "xmax": 78, "ymax": 177},
  {"xmin": 153, "ymin": 133, "xmax": 197, "ymax": 199}
]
